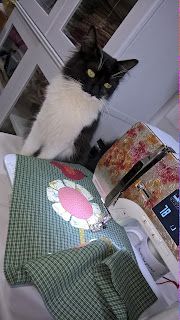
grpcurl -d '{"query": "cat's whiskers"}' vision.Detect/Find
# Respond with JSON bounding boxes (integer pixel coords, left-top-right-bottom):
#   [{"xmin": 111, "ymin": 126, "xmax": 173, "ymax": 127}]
[
  {"xmin": 112, "ymin": 66, "xmax": 128, "ymax": 78},
  {"xmin": 63, "ymin": 75, "xmax": 82, "ymax": 88},
  {"xmin": 97, "ymin": 49, "xmax": 104, "ymax": 71},
  {"xmin": 103, "ymin": 103, "xmax": 110, "ymax": 115},
  {"xmin": 112, "ymin": 75, "xmax": 124, "ymax": 79}
]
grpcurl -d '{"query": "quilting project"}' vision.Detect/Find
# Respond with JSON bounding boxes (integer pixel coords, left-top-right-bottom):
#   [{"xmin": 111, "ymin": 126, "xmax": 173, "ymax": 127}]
[{"xmin": 4, "ymin": 155, "xmax": 157, "ymax": 320}]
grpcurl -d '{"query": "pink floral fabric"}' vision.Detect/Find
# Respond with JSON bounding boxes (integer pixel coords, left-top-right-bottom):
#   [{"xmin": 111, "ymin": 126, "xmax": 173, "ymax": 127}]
[{"xmin": 97, "ymin": 122, "xmax": 162, "ymax": 186}]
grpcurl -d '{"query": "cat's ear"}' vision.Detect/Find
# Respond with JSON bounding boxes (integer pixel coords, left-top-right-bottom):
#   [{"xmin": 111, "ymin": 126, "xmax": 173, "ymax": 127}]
[
  {"xmin": 112, "ymin": 59, "xmax": 138, "ymax": 78},
  {"xmin": 81, "ymin": 26, "xmax": 98, "ymax": 53},
  {"xmin": 118, "ymin": 59, "xmax": 139, "ymax": 73}
]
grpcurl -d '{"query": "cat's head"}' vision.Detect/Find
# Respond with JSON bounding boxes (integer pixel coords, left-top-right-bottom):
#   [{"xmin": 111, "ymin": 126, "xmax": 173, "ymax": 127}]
[{"xmin": 63, "ymin": 26, "xmax": 138, "ymax": 100}]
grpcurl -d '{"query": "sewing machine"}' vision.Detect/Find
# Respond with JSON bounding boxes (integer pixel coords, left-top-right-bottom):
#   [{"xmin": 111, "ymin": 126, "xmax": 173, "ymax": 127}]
[
  {"xmin": 108, "ymin": 197, "xmax": 178, "ymax": 281},
  {"xmin": 93, "ymin": 124, "xmax": 179, "ymax": 282}
]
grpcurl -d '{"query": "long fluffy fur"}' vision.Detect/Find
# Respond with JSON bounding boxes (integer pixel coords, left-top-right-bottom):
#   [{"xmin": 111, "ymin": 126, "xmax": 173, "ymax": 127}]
[
  {"xmin": 21, "ymin": 75, "xmax": 103, "ymax": 160},
  {"xmin": 21, "ymin": 27, "xmax": 138, "ymax": 163}
]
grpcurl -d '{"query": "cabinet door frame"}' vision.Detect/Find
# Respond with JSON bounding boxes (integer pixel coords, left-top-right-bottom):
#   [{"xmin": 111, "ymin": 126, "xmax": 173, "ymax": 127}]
[
  {"xmin": 45, "ymin": 0, "xmax": 164, "ymax": 61},
  {"xmin": 0, "ymin": 9, "xmax": 39, "ymax": 124},
  {"xmin": 0, "ymin": 12, "xmax": 61, "ymax": 126},
  {"xmin": 0, "ymin": 8, "xmax": 38, "ymax": 51},
  {"xmin": 17, "ymin": 0, "xmax": 66, "ymax": 34}
]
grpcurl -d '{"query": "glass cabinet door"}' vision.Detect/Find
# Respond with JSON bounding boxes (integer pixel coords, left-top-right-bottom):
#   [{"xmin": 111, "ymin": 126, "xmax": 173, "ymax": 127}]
[
  {"xmin": 0, "ymin": 66, "xmax": 48, "ymax": 136},
  {"xmin": 46, "ymin": 0, "xmax": 138, "ymax": 61},
  {"xmin": 35, "ymin": 0, "xmax": 58, "ymax": 14},
  {"xmin": 0, "ymin": 26, "xmax": 27, "ymax": 93},
  {"xmin": 17, "ymin": 0, "xmax": 66, "ymax": 34},
  {"xmin": 63, "ymin": 0, "xmax": 138, "ymax": 48},
  {"xmin": 0, "ymin": 46, "xmax": 60, "ymax": 136},
  {"xmin": 0, "ymin": 10, "xmax": 61, "ymax": 135}
]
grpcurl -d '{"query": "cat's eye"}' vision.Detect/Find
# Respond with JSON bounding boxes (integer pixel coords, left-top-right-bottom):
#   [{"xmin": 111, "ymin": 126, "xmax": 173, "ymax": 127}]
[
  {"xmin": 104, "ymin": 83, "xmax": 112, "ymax": 89},
  {"xmin": 87, "ymin": 69, "xmax": 95, "ymax": 78}
]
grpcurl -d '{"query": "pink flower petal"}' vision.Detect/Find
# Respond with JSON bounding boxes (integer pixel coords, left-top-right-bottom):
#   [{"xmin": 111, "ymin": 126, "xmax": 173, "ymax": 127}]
[{"xmin": 58, "ymin": 187, "xmax": 93, "ymax": 219}]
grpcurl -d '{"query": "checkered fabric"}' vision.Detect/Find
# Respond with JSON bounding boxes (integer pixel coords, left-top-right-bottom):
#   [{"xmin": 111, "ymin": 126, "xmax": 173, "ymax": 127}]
[{"xmin": 4, "ymin": 155, "xmax": 156, "ymax": 319}]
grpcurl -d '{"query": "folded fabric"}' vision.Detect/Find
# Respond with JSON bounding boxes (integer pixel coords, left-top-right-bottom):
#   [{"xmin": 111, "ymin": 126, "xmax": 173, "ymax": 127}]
[{"xmin": 24, "ymin": 239, "xmax": 156, "ymax": 320}]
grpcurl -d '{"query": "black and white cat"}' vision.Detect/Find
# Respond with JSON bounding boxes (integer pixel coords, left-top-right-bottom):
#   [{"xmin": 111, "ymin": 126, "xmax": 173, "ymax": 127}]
[{"xmin": 21, "ymin": 27, "xmax": 138, "ymax": 164}]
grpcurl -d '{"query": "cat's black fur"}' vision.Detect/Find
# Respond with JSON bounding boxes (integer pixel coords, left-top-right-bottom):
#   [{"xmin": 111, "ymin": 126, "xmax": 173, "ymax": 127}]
[
  {"xmin": 86, "ymin": 139, "xmax": 115, "ymax": 172},
  {"xmin": 62, "ymin": 26, "xmax": 138, "ymax": 165},
  {"xmin": 72, "ymin": 116, "xmax": 100, "ymax": 164},
  {"xmin": 63, "ymin": 27, "xmax": 138, "ymax": 100}
]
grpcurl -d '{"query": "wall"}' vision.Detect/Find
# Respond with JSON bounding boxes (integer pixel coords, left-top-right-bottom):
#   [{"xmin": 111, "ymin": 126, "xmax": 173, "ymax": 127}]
[
  {"xmin": 92, "ymin": 0, "xmax": 178, "ymax": 144},
  {"xmin": 150, "ymin": 93, "xmax": 178, "ymax": 142}
]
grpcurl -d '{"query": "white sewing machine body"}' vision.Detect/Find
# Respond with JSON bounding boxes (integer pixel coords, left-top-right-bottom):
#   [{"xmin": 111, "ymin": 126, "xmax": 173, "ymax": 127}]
[{"xmin": 108, "ymin": 197, "xmax": 178, "ymax": 281}]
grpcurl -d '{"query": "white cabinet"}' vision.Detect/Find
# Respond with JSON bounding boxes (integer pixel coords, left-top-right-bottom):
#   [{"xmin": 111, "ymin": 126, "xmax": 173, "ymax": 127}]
[
  {"xmin": 18, "ymin": 0, "xmax": 66, "ymax": 34},
  {"xmin": 0, "ymin": 9, "xmax": 60, "ymax": 135},
  {"xmin": 0, "ymin": 0, "xmax": 177, "ymax": 141},
  {"xmin": 45, "ymin": 0, "xmax": 139, "ymax": 61},
  {"xmin": 17, "ymin": 0, "xmax": 140, "ymax": 61}
]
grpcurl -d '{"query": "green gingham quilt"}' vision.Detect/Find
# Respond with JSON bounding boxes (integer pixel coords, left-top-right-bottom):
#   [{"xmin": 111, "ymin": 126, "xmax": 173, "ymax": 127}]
[{"xmin": 4, "ymin": 155, "xmax": 156, "ymax": 320}]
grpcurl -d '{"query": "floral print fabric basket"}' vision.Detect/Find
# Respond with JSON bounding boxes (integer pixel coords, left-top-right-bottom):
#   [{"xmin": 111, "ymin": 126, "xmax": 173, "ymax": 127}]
[{"xmin": 94, "ymin": 122, "xmax": 177, "ymax": 200}]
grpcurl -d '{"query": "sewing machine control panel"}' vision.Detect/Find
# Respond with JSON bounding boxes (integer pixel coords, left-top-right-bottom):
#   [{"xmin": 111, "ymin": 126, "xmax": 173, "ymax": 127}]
[{"xmin": 152, "ymin": 189, "xmax": 179, "ymax": 246}]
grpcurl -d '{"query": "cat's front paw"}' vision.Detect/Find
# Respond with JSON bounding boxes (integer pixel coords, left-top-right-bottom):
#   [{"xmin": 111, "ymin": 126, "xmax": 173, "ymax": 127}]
[{"xmin": 21, "ymin": 145, "xmax": 35, "ymax": 157}]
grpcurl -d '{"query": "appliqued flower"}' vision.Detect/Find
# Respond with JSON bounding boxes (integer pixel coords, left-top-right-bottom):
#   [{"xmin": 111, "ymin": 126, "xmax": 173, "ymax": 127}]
[
  {"xmin": 50, "ymin": 161, "xmax": 86, "ymax": 180},
  {"xmin": 47, "ymin": 179, "xmax": 105, "ymax": 230}
]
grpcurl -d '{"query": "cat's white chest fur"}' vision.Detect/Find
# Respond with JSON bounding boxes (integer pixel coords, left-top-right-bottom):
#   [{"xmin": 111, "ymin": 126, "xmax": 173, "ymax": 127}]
[{"xmin": 22, "ymin": 75, "xmax": 104, "ymax": 160}]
